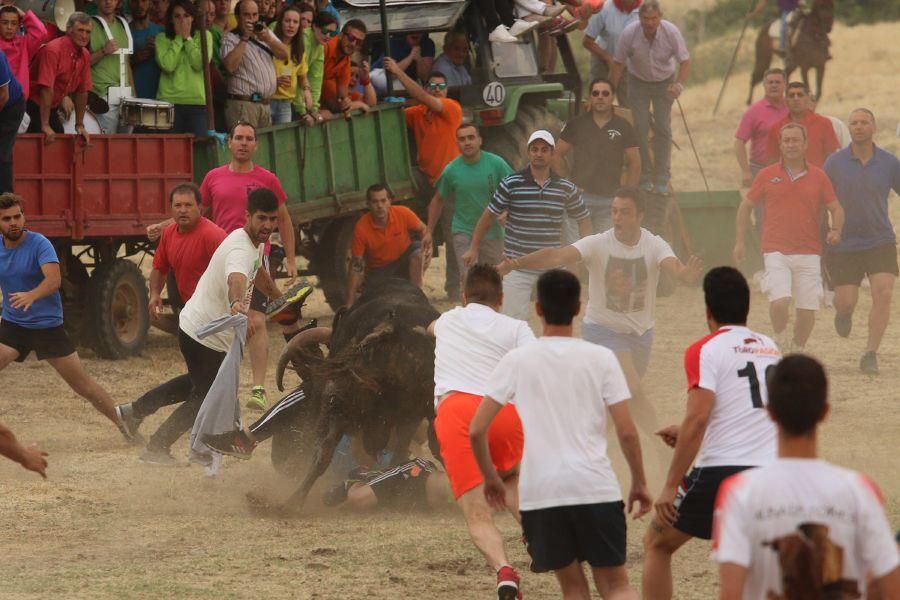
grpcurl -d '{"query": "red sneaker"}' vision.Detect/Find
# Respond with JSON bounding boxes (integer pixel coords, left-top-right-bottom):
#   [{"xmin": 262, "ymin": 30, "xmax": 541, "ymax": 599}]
[{"xmin": 497, "ymin": 565, "xmax": 522, "ymax": 600}]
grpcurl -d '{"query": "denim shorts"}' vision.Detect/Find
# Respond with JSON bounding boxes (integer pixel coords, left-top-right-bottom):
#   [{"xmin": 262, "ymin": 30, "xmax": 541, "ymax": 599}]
[{"xmin": 581, "ymin": 320, "xmax": 654, "ymax": 377}]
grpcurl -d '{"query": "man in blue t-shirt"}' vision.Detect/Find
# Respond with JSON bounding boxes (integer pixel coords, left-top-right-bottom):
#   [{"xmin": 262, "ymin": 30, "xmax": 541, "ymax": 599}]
[
  {"xmin": 825, "ymin": 108, "xmax": 900, "ymax": 375},
  {"xmin": 0, "ymin": 48, "xmax": 25, "ymax": 193},
  {"xmin": 129, "ymin": 0, "xmax": 163, "ymax": 101},
  {"xmin": 0, "ymin": 193, "xmax": 138, "ymax": 443}
]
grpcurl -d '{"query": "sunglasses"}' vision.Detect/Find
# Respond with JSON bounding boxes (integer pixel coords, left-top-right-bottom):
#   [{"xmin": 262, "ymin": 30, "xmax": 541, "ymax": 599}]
[
  {"xmin": 343, "ymin": 31, "xmax": 364, "ymax": 45},
  {"xmin": 787, "ymin": 92, "xmax": 806, "ymax": 98},
  {"xmin": 591, "ymin": 89, "xmax": 612, "ymax": 97},
  {"xmin": 322, "ymin": 28, "xmax": 338, "ymax": 37},
  {"xmin": 427, "ymin": 82, "xmax": 448, "ymax": 91}
]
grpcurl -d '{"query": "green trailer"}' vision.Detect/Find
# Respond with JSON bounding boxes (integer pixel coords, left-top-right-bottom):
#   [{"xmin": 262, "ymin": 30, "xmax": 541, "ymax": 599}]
[{"xmin": 193, "ymin": 104, "xmax": 418, "ymax": 310}]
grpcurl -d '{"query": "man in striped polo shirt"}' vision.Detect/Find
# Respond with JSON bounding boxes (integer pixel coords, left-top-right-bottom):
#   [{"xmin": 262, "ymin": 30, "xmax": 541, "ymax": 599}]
[{"xmin": 464, "ymin": 130, "xmax": 592, "ymax": 320}]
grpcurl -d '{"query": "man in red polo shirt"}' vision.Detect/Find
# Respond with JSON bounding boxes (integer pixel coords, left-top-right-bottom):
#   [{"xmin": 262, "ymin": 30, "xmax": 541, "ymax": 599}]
[
  {"xmin": 115, "ymin": 183, "xmax": 227, "ymax": 438},
  {"xmin": 345, "ymin": 183, "xmax": 431, "ymax": 308},
  {"xmin": 734, "ymin": 122, "xmax": 844, "ymax": 352},
  {"xmin": 765, "ymin": 81, "xmax": 839, "ymax": 168},
  {"xmin": 320, "ymin": 19, "xmax": 366, "ymax": 116},
  {"xmin": 26, "ymin": 12, "xmax": 93, "ymax": 144},
  {"xmin": 385, "ymin": 57, "xmax": 464, "ymax": 300}
]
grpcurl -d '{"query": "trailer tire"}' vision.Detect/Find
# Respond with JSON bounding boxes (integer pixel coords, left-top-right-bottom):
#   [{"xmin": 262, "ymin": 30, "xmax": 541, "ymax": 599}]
[
  {"xmin": 315, "ymin": 216, "xmax": 358, "ymax": 312},
  {"xmin": 61, "ymin": 254, "xmax": 91, "ymax": 345},
  {"xmin": 482, "ymin": 103, "xmax": 563, "ymax": 170},
  {"xmin": 87, "ymin": 259, "xmax": 150, "ymax": 359}
]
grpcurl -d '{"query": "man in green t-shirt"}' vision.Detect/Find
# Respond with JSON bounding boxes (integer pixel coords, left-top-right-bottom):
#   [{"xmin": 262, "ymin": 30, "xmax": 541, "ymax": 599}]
[
  {"xmin": 89, "ymin": 0, "xmax": 134, "ymax": 133},
  {"xmin": 427, "ymin": 123, "xmax": 512, "ymax": 291}
]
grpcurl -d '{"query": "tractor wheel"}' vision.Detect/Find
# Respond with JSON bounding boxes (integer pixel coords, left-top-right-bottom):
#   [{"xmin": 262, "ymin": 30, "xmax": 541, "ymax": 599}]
[
  {"xmin": 61, "ymin": 254, "xmax": 91, "ymax": 345},
  {"xmin": 86, "ymin": 259, "xmax": 150, "ymax": 359},
  {"xmin": 482, "ymin": 103, "xmax": 563, "ymax": 169},
  {"xmin": 313, "ymin": 216, "xmax": 358, "ymax": 312}
]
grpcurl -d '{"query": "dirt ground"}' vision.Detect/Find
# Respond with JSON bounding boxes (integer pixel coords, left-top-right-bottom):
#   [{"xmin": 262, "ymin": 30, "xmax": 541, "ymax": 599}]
[{"xmin": 1, "ymin": 22, "xmax": 898, "ymax": 600}]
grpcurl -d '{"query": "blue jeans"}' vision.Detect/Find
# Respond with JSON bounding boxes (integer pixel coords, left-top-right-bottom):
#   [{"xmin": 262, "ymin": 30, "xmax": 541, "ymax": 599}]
[
  {"xmin": 270, "ymin": 100, "xmax": 293, "ymax": 124},
  {"xmin": 173, "ymin": 105, "xmax": 208, "ymax": 137},
  {"xmin": 583, "ymin": 193, "xmax": 613, "ymax": 233},
  {"xmin": 582, "ymin": 320, "xmax": 654, "ymax": 377},
  {"xmin": 627, "ymin": 74, "xmax": 674, "ymax": 188}
]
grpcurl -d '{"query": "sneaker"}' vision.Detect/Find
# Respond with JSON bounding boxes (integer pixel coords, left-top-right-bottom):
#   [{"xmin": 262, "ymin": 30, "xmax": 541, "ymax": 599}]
[
  {"xmin": 860, "ymin": 351, "xmax": 879, "ymax": 375},
  {"xmin": 834, "ymin": 312, "xmax": 852, "ymax": 337},
  {"xmin": 509, "ymin": 19, "xmax": 539, "ymax": 37},
  {"xmin": 497, "ymin": 565, "xmax": 522, "ymax": 600},
  {"xmin": 266, "ymin": 281, "xmax": 314, "ymax": 325},
  {"xmin": 115, "ymin": 404, "xmax": 144, "ymax": 446},
  {"xmin": 246, "ymin": 386, "xmax": 268, "ymax": 411},
  {"xmin": 139, "ymin": 447, "xmax": 179, "ymax": 466},
  {"xmin": 322, "ymin": 482, "xmax": 351, "ymax": 507},
  {"xmin": 202, "ymin": 430, "xmax": 257, "ymax": 459},
  {"xmin": 489, "ymin": 25, "xmax": 518, "ymax": 43}
]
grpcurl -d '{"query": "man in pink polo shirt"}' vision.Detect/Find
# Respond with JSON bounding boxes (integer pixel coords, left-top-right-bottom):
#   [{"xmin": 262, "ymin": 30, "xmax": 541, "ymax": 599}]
[
  {"xmin": 734, "ymin": 68, "xmax": 787, "ymax": 187},
  {"xmin": 0, "ymin": 5, "xmax": 47, "ymax": 102}
]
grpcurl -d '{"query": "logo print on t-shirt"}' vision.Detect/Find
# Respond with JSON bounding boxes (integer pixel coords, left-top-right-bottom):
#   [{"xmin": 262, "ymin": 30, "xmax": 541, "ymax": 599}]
[
  {"xmin": 771, "ymin": 176, "xmax": 783, "ymax": 184},
  {"xmin": 763, "ymin": 522, "xmax": 860, "ymax": 599},
  {"xmin": 607, "ymin": 129, "xmax": 622, "ymax": 141},
  {"xmin": 604, "ymin": 256, "xmax": 647, "ymax": 313}
]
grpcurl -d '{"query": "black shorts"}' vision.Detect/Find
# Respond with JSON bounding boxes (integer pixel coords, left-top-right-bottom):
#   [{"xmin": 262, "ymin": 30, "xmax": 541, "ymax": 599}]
[
  {"xmin": 825, "ymin": 244, "xmax": 899, "ymax": 287},
  {"xmin": 249, "ymin": 254, "xmax": 271, "ymax": 313},
  {"xmin": 365, "ymin": 240, "xmax": 423, "ymax": 288},
  {"xmin": 365, "ymin": 457, "xmax": 437, "ymax": 509},
  {"xmin": 0, "ymin": 320, "xmax": 76, "ymax": 362},
  {"xmin": 521, "ymin": 501, "xmax": 626, "ymax": 572},
  {"xmin": 673, "ymin": 466, "xmax": 753, "ymax": 540}
]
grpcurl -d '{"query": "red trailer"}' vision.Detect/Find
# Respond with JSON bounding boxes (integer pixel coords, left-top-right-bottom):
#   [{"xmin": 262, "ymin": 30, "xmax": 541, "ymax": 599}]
[{"xmin": 13, "ymin": 133, "xmax": 194, "ymax": 359}]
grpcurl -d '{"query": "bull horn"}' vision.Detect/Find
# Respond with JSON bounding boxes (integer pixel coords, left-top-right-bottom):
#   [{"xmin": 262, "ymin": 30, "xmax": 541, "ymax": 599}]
[{"xmin": 276, "ymin": 326, "xmax": 332, "ymax": 391}]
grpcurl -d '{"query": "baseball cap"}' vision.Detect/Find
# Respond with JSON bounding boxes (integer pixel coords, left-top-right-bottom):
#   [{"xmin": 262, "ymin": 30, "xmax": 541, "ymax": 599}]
[{"xmin": 527, "ymin": 130, "xmax": 555, "ymax": 148}]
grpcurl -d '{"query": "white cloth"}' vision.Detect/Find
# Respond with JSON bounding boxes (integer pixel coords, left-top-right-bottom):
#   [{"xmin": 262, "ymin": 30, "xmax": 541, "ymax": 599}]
[
  {"xmin": 188, "ymin": 313, "xmax": 247, "ymax": 473},
  {"xmin": 501, "ymin": 269, "xmax": 540, "ymax": 321},
  {"xmin": 179, "ymin": 228, "xmax": 263, "ymax": 353},
  {"xmin": 825, "ymin": 114, "xmax": 851, "ymax": 148},
  {"xmin": 433, "ymin": 303, "xmax": 535, "ymax": 406},
  {"xmin": 685, "ymin": 325, "xmax": 780, "ymax": 468},
  {"xmin": 485, "ymin": 337, "xmax": 631, "ymax": 511},
  {"xmin": 713, "ymin": 459, "xmax": 900, "ymax": 599},
  {"xmin": 761, "ymin": 252, "xmax": 823, "ymax": 310},
  {"xmin": 572, "ymin": 228, "xmax": 675, "ymax": 336}
]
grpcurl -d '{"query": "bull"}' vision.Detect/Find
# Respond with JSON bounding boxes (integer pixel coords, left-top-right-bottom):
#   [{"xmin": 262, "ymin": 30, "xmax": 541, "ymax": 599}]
[{"xmin": 264, "ymin": 278, "xmax": 440, "ymax": 513}]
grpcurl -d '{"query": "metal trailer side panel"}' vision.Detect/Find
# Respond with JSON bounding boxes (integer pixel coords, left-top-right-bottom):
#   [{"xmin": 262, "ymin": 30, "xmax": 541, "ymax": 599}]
[
  {"xmin": 191, "ymin": 104, "xmax": 417, "ymax": 226},
  {"xmin": 13, "ymin": 134, "xmax": 194, "ymax": 240}
]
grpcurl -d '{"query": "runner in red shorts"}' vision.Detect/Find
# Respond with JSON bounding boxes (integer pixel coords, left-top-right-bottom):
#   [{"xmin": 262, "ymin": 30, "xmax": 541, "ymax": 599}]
[{"xmin": 430, "ymin": 264, "xmax": 535, "ymax": 600}]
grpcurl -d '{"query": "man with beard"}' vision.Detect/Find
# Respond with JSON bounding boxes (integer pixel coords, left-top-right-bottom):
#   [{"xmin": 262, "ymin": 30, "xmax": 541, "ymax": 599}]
[
  {"xmin": 138, "ymin": 188, "xmax": 282, "ymax": 464},
  {"xmin": 0, "ymin": 193, "xmax": 137, "ymax": 443}
]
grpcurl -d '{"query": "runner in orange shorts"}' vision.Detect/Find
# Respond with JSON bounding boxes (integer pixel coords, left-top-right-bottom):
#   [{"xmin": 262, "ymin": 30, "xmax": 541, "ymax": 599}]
[{"xmin": 430, "ymin": 264, "xmax": 536, "ymax": 600}]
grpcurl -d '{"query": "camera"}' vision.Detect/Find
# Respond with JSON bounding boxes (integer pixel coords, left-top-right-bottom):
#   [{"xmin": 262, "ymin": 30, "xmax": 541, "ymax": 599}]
[{"xmin": 253, "ymin": 21, "xmax": 265, "ymax": 33}]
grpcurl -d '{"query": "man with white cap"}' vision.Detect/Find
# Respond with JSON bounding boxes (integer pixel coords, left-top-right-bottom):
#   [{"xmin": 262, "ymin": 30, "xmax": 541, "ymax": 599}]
[{"xmin": 464, "ymin": 130, "xmax": 592, "ymax": 320}]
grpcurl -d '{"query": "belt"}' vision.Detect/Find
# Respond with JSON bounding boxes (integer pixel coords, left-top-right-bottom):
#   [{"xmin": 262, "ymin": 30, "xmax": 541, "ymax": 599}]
[{"xmin": 226, "ymin": 93, "xmax": 270, "ymax": 105}]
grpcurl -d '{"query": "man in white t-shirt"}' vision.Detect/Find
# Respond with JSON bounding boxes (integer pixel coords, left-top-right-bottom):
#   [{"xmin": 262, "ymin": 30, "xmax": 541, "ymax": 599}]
[
  {"xmin": 713, "ymin": 354, "xmax": 900, "ymax": 599},
  {"xmin": 498, "ymin": 186, "xmax": 702, "ymax": 436},
  {"xmin": 139, "ymin": 189, "xmax": 282, "ymax": 464},
  {"xmin": 471, "ymin": 269, "xmax": 651, "ymax": 600},
  {"xmin": 430, "ymin": 263, "xmax": 535, "ymax": 600},
  {"xmin": 642, "ymin": 267, "xmax": 781, "ymax": 599}
]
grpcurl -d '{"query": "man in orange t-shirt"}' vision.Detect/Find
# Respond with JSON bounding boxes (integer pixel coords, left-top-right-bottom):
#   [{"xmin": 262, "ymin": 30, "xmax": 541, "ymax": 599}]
[
  {"xmin": 345, "ymin": 183, "xmax": 432, "ymax": 307},
  {"xmin": 385, "ymin": 57, "xmax": 464, "ymax": 299},
  {"xmin": 765, "ymin": 82, "xmax": 839, "ymax": 168},
  {"xmin": 321, "ymin": 19, "xmax": 367, "ymax": 115},
  {"xmin": 734, "ymin": 122, "xmax": 844, "ymax": 352}
]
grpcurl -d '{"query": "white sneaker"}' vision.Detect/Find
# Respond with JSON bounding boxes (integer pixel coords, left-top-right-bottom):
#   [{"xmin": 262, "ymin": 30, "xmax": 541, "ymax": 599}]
[
  {"xmin": 509, "ymin": 19, "xmax": 539, "ymax": 37},
  {"xmin": 489, "ymin": 24, "xmax": 518, "ymax": 43},
  {"xmin": 544, "ymin": 4, "xmax": 566, "ymax": 17}
]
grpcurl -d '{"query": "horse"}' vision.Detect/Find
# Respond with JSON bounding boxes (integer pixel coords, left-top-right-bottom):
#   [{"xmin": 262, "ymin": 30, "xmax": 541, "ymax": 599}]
[{"xmin": 747, "ymin": 0, "xmax": 834, "ymax": 104}]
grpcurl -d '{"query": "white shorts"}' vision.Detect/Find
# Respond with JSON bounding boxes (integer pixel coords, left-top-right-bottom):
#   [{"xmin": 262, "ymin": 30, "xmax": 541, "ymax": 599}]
[{"xmin": 761, "ymin": 252, "xmax": 822, "ymax": 310}]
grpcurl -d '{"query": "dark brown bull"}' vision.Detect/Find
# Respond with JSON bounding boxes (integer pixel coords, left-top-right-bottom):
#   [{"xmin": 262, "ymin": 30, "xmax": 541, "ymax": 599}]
[
  {"xmin": 764, "ymin": 522, "xmax": 860, "ymax": 599},
  {"xmin": 263, "ymin": 278, "xmax": 440, "ymax": 513}
]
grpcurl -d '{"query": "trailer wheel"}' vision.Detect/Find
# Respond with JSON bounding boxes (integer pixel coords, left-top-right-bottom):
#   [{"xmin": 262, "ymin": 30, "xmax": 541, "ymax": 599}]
[
  {"xmin": 482, "ymin": 103, "xmax": 563, "ymax": 170},
  {"xmin": 87, "ymin": 259, "xmax": 150, "ymax": 359},
  {"xmin": 314, "ymin": 216, "xmax": 358, "ymax": 312},
  {"xmin": 61, "ymin": 254, "xmax": 91, "ymax": 344}
]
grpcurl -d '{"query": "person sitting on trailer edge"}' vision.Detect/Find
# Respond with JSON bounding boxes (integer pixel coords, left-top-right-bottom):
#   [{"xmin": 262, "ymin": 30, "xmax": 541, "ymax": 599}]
[
  {"xmin": 26, "ymin": 12, "xmax": 93, "ymax": 144},
  {"xmin": 320, "ymin": 18, "xmax": 366, "ymax": 119},
  {"xmin": 344, "ymin": 183, "xmax": 432, "ymax": 308}
]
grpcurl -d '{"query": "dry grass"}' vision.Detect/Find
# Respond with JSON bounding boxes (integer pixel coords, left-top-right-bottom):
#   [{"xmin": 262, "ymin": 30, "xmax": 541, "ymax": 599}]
[{"xmin": 1, "ymin": 20, "xmax": 898, "ymax": 600}]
